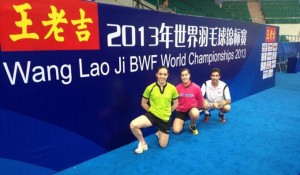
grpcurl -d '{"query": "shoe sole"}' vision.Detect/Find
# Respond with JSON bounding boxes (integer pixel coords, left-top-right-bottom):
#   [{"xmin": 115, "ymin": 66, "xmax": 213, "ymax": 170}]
[
  {"xmin": 189, "ymin": 127, "xmax": 198, "ymax": 135},
  {"xmin": 219, "ymin": 119, "xmax": 226, "ymax": 123},
  {"xmin": 135, "ymin": 147, "xmax": 148, "ymax": 154},
  {"xmin": 191, "ymin": 131, "xmax": 198, "ymax": 135},
  {"xmin": 134, "ymin": 144, "xmax": 148, "ymax": 154}
]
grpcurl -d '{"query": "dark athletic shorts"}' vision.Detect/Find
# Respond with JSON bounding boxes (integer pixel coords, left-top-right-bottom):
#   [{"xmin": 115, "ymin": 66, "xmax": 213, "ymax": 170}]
[
  {"xmin": 145, "ymin": 112, "xmax": 171, "ymax": 134},
  {"xmin": 174, "ymin": 110, "xmax": 190, "ymax": 121}
]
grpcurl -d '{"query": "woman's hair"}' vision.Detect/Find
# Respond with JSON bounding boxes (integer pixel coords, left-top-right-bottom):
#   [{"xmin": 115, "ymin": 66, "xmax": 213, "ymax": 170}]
[
  {"xmin": 180, "ymin": 68, "xmax": 190, "ymax": 74},
  {"xmin": 156, "ymin": 66, "xmax": 168, "ymax": 73}
]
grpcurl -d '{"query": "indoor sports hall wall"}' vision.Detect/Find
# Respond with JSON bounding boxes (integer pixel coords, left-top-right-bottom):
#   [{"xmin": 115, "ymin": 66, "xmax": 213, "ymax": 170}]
[{"xmin": 0, "ymin": 0, "xmax": 278, "ymax": 173}]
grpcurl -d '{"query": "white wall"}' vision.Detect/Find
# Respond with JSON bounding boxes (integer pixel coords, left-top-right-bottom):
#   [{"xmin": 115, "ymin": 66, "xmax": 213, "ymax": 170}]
[
  {"xmin": 270, "ymin": 24, "xmax": 300, "ymax": 36},
  {"xmin": 270, "ymin": 24, "xmax": 300, "ymax": 42}
]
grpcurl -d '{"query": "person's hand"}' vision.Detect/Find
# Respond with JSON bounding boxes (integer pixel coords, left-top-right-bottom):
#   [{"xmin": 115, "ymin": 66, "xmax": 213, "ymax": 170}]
[
  {"xmin": 197, "ymin": 107, "xmax": 202, "ymax": 112},
  {"xmin": 212, "ymin": 102, "xmax": 220, "ymax": 108},
  {"xmin": 219, "ymin": 101, "xmax": 226, "ymax": 109},
  {"xmin": 206, "ymin": 103, "xmax": 211, "ymax": 109}
]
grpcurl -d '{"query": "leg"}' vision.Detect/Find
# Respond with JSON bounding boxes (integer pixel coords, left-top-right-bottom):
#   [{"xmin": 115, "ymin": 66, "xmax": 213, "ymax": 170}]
[
  {"xmin": 219, "ymin": 104, "xmax": 231, "ymax": 115},
  {"xmin": 189, "ymin": 107, "xmax": 200, "ymax": 125},
  {"xmin": 172, "ymin": 118, "xmax": 184, "ymax": 134},
  {"xmin": 221, "ymin": 104, "xmax": 231, "ymax": 113},
  {"xmin": 219, "ymin": 104, "xmax": 231, "ymax": 123},
  {"xmin": 188, "ymin": 108, "xmax": 200, "ymax": 135},
  {"xmin": 203, "ymin": 99, "xmax": 213, "ymax": 114},
  {"xmin": 203, "ymin": 99, "xmax": 212, "ymax": 122},
  {"xmin": 130, "ymin": 115, "xmax": 152, "ymax": 145},
  {"xmin": 157, "ymin": 130, "xmax": 169, "ymax": 148}
]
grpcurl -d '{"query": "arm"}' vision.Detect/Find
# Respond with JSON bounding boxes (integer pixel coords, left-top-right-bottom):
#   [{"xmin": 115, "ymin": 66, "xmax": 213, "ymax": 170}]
[
  {"xmin": 196, "ymin": 86, "xmax": 204, "ymax": 109},
  {"xmin": 169, "ymin": 8, "xmax": 176, "ymax": 14},
  {"xmin": 220, "ymin": 86, "xmax": 231, "ymax": 107},
  {"xmin": 141, "ymin": 97, "xmax": 150, "ymax": 112},
  {"xmin": 219, "ymin": 99, "xmax": 231, "ymax": 109},
  {"xmin": 171, "ymin": 99, "xmax": 178, "ymax": 112},
  {"xmin": 225, "ymin": 99, "xmax": 231, "ymax": 105},
  {"xmin": 200, "ymin": 83, "xmax": 206, "ymax": 98}
]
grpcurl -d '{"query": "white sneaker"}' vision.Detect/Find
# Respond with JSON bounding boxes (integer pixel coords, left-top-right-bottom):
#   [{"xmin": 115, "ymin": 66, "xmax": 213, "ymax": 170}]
[{"xmin": 134, "ymin": 142, "xmax": 148, "ymax": 154}]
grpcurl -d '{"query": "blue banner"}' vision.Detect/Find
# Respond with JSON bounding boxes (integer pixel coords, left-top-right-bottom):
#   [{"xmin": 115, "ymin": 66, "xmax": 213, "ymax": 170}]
[{"xmin": 0, "ymin": 1, "xmax": 278, "ymax": 172}]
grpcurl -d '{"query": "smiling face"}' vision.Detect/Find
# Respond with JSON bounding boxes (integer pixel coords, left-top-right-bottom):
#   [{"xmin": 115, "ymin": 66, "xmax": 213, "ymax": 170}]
[
  {"xmin": 156, "ymin": 67, "xmax": 168, "ymax": 86},
  {"xmin": 181, "ymin": 69, "xmax": 190, "ymax": 84}
]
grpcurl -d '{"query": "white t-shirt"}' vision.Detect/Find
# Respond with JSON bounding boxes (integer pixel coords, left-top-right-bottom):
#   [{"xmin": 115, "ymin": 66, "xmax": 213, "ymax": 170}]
[{"xmin": 201, "ymin": 80, "xmax": 231, "ymax": 102}]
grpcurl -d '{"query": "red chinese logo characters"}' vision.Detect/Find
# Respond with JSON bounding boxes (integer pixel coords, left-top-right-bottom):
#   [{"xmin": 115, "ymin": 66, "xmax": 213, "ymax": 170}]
[
  {"xmin": 265, "ymin": 26, "xmax": 276, "ymax": 43},
  {"xmin": 1, "ymin": 0, "xmax": 99, "ymax": 51}
]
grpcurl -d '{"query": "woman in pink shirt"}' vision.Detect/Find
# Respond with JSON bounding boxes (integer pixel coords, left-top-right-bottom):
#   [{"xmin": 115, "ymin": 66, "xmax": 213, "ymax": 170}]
[{"xmin": 173, "ymin": 68, "xmax": 204, "ymax": 135}]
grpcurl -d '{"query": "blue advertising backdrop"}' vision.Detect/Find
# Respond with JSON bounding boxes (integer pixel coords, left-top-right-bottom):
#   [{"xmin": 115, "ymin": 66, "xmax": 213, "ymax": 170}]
[
  {"xmin": 278, "ymin": 42, "xmax": 300, "ymax": 58},
  {"xmin": 0, "ymin": 2, "xmax": 278, "ymax": 172}
]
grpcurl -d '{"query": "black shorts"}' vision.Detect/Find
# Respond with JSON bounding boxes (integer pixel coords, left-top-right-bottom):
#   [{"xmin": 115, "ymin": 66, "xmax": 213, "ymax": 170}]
[
  {"xmin": 145, "ymin": 112, "xmax": 171, "ymax": 134},
  {"xmin": 174, "ymin": 110, "xmax": 190, "ymax": 121}
]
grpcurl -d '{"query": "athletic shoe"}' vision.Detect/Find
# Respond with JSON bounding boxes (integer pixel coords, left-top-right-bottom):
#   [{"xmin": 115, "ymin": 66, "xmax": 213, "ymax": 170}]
[
  {"xmin": 203, "ymin": 113, "xmax": 211, "ymax": 122},
  {"xmin": 189, "ymin": 124, "xmax": 198, "ymax": 135},
  {"xmin": 134, "ymin": 142, "xmax": 148, "ymax": 154},
  {"xmin": 219, "ymin": 113, "xmax": 226, "ymax": 123}
]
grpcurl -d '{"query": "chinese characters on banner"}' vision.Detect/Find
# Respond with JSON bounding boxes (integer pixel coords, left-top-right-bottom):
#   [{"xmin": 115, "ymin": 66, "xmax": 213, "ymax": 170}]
[
  {"xmin": 106, "ymin": 23, "xmax": 248, "ymax": 49},
  {"xmin": 0, "ymin": 0, "xmax": 99, "ymax": 51}
]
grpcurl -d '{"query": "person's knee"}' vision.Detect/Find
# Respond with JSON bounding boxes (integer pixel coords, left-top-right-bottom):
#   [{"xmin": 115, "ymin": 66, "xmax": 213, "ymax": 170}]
[
  {"xmin": 173, "ymin": 127, "xmax": 182, "ymax": 134},
  {"xmin": 172, "ymin": 119, "xmax": 183, "ymax": 134},
  {"xmin": 203, "ymin": 100, "xmax": 210, "ymax": 109},
  {"xmin": 190, "ymin": 108, "xmax": 200, "ymax": 118},
  {"xmin": 220, "ymin": 105, "xmax": 231, "ymax": 113},
  {"xmin": 158, "ymin": 133, "xmax": 169, "ymax": 147},
  {"xmin": 129, "ymin": 120, "xmax": 137, "ymax": 129},
  {"xmin": 223, "ymin": 105, "xmax": 231, "ymax": 112},
  {"xmin": 203, "ymin": 104, "xmax": 209, "ymax": 110},
  {"xmin": 159, "ymin": 141, "xmax": 168, "ymax": 148},
  {"xmin": 190, "ymin": 113, "xmax": 199, "ymax": 120}
]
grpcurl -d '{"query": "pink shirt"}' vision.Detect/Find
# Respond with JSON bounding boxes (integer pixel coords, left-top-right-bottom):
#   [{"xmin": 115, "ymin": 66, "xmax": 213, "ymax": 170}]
[{"xmin": 176, "ymin": 82, "xmax": 203, "ymax": 112}]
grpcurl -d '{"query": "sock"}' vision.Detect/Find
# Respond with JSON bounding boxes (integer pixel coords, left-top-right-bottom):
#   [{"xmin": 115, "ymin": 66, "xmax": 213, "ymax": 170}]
[{"xmin": 204, "ymin": 110, "xmax": 210, "ymax": 115}]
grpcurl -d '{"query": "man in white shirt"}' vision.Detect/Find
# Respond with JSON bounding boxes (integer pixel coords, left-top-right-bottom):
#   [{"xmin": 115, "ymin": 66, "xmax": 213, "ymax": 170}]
[{"xmin": 201, "ymin": 68, "xmax": 231, "ymax": 123}]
